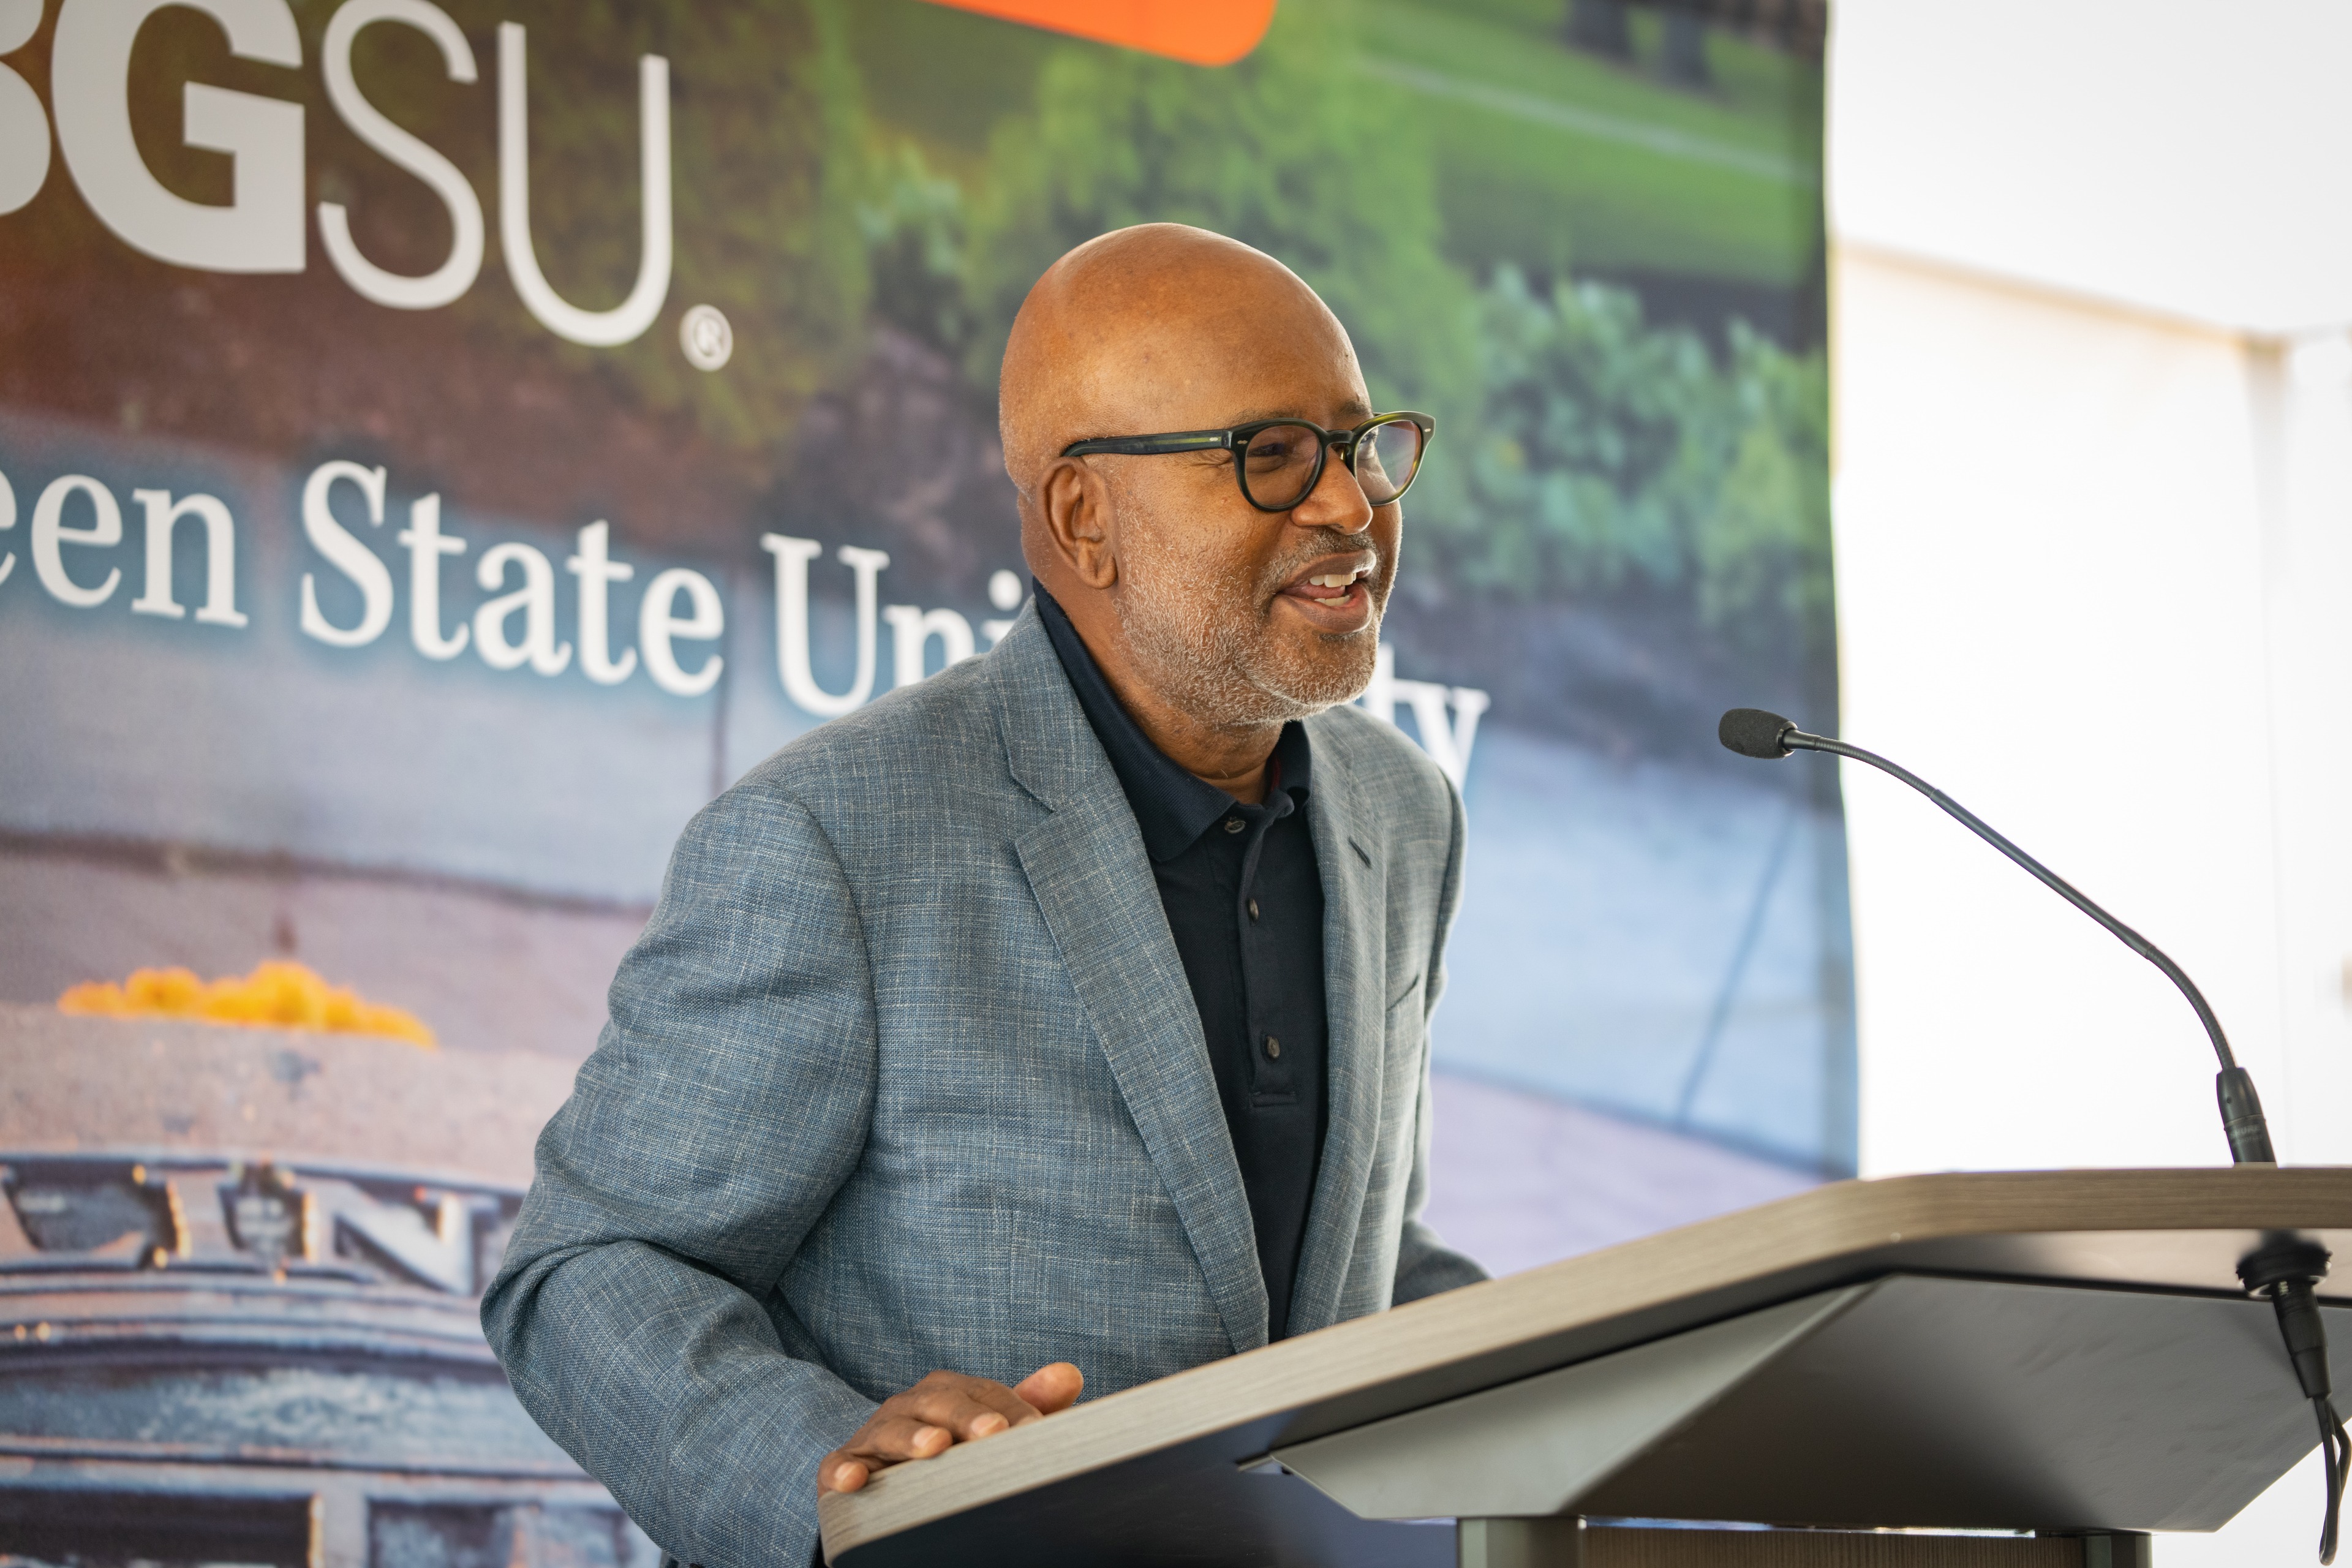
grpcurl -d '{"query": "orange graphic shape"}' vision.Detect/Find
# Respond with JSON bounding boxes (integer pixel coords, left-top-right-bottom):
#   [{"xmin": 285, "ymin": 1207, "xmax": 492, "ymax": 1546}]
[{"xmin": 915, "ymin": 0, "xmax": 1277, "ymax": 66}]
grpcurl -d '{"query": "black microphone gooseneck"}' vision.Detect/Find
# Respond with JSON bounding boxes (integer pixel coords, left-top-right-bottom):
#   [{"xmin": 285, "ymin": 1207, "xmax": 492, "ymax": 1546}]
[
  {"xmin": 1716, "ymin": 707, "xmax": 2269, "ymax": 1156},
  {"xmin": 1718, "ymin": 706, "xmax": 2348, "ymax": 1563}
]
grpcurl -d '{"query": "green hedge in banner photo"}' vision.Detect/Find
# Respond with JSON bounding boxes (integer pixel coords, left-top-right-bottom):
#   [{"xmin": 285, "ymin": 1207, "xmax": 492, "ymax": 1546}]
[{"xmin": 1438, "ymin": 269, "xmax": 1831, "ymax": 649}]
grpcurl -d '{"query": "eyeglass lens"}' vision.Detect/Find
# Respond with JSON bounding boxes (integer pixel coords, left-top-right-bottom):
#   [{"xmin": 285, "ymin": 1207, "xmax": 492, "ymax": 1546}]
[
  {"xmin": 1238, "ymin": 420, "xmax": 1424, "ymax": 510},
  {"xmin": 1238, "ymin": 424, "xmax": 1326, "ymax": 510},
  {"xmin": 1355, "ymin": 419, "xmax": 1423, "ymax": 506}
]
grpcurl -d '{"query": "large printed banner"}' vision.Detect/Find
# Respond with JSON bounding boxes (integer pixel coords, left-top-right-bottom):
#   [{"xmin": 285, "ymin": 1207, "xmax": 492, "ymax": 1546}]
[{"xmin": 0, "ymin": 0, "xmax": 1839, "ymax": 1559}]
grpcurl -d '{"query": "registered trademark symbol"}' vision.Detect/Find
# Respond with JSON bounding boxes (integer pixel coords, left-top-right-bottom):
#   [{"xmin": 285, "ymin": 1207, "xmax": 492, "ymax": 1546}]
[{"xmin": 679, "ymin": 304, "xmax": 733, "ymax": 371}]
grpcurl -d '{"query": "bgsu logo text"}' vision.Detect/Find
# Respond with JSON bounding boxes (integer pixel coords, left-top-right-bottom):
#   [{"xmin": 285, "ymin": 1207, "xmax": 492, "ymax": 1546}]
[{"xmin": 0, "ymin": 0, "xmax": 681, "ymax": 350}]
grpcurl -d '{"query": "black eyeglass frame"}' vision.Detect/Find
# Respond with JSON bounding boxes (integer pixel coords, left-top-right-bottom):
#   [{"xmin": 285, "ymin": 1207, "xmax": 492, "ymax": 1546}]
[{"xmin": 1060, "ymin": 412, "xmax": 1436, "ymax": 513}]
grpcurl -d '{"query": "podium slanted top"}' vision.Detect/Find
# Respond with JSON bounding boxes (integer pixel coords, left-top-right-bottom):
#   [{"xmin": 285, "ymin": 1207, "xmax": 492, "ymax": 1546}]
[{"xmin": 820, "ymin": 1167, "xmax": 2352, "ymax": 1567}]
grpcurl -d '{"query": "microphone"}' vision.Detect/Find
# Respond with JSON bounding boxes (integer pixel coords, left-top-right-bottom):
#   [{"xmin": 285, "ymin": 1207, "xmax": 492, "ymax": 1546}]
[{"xmin": 1720, "ymin": 706, "xmax": 2347, "ymax": 1562}]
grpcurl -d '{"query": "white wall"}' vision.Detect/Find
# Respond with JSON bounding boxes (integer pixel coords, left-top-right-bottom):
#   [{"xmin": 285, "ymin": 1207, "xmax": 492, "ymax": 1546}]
[
  {"xmin": 1830, "ymin": 0, "xmax": 2352, "ymax": 334},
  {"xmin": 1828, "ymin": 2, "xmax": 2352, "ymax": 1559},
  {"xmin": 1834, "ymin": 250, "xmax": 2294, "ymax": 1173}
]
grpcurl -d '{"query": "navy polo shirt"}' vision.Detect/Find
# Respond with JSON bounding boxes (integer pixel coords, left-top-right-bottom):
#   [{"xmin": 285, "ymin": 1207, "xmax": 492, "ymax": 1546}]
[{"xmin": 1035, "ymin": 584, "xmax": 1329, "ymax": 1340}]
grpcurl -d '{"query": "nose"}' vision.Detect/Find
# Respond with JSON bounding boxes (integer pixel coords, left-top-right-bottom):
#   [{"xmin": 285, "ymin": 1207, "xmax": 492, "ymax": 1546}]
[{"xmin": 1292, "ymin": 438, "xmax": 1374, "ymax": 534}]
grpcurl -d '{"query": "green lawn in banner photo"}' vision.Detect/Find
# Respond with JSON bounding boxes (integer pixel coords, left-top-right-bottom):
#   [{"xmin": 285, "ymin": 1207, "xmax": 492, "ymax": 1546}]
[
  {"xmin": 1359, "ymin": 0, "xmax": 1824, "ymax": 284},
  {"xmin": 1386, "ymin": 0, "xmax": 1821, "ymax": 138}
]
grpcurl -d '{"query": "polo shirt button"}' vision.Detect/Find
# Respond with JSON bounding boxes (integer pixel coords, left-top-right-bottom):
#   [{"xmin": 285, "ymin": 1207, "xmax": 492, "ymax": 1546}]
[
  {"xmin": 1248, "ymin": 899, "xmax": 1260, "ymax": 921},
  {"xmin": 1224, "ymin": 818, "xmax": 1244, "ymax": 834},
  {"xmin": 1264, "ymin": 1035, "xmax": 1281, "ymax": 1060}
]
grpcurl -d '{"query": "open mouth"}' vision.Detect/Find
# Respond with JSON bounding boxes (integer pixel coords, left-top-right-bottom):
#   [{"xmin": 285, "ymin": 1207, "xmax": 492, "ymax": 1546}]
[{"xmin": 1285, "ymin": 560, "xmax": 1374, "ymax": 606}]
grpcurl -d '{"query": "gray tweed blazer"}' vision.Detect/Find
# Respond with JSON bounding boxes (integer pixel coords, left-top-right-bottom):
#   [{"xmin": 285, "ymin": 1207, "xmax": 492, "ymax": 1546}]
[{"xmin": 480, "ymin": 602, "xmax": 1484, "ymax": 1567}]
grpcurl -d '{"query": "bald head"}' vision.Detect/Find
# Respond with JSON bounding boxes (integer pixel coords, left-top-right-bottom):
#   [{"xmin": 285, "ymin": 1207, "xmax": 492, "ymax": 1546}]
[{"xmin": 999, "ymin": 225, "xmax": 1363, "ymax": 510}]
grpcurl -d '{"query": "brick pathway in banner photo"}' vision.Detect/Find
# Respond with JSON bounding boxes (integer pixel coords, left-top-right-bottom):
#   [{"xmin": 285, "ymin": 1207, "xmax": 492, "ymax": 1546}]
[{"xmin": 1421, "ymin": 1071, "xmax": 1822, "ymax": 1279}]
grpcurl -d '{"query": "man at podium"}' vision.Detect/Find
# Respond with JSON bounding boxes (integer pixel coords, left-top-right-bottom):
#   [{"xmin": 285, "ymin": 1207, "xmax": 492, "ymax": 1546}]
[{"xmin": 481, "ymin": 224, "xmax": 1486, "ymax": 1567}]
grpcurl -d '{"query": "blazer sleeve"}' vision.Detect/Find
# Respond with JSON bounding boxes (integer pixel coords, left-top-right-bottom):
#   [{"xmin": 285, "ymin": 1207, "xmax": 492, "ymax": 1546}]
[
  {"xmin": 481, "ymin": 784, "xmax": 880, "ymax": 1568},
  {"xmin": 1390, "ymin": 774, "xmax": 1491, "ymax": 1305}
]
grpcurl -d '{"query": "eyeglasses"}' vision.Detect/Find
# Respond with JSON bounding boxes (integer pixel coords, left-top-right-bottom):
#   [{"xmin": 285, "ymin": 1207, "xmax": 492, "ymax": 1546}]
[{"xmin": 1061, "ymin": 412, "xmax": 1434, "ymax": 513}]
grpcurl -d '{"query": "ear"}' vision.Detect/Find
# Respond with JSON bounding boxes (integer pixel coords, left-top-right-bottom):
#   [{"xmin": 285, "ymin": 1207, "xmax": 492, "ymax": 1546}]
[{"xmin": 1038, "ymin": 457, "xmax": 1118, "ymax": 590}]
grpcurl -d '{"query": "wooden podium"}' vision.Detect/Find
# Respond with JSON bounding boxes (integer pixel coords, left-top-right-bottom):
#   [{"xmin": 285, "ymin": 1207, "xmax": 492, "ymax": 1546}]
[{"xmin": 818, "ymin": 1170, "xmax": 2352, "ymax": 1567}]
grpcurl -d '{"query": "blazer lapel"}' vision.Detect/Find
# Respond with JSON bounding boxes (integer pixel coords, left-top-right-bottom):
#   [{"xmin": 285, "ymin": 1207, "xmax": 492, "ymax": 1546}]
[
  {"xmin": 1284, "ymin": 725, "xmax": 1389, "ymax": 1336},
  {"xmin": 991, "ymin": 609, "xmax": 1270, "ymax": 1355}
]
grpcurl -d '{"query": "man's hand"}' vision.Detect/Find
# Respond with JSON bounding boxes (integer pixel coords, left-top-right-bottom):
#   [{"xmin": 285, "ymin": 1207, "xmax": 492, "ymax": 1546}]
[{"xmin": 819, "ymin": 1362, "xmax": 1084, "ymax": 1496}]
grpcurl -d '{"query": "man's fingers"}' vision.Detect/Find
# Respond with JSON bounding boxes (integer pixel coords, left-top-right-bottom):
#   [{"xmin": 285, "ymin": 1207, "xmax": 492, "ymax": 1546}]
[
  {"xmin": 900, "ymin": 1378, "xmax": 1035, "ymax": 1436},
  {"xmin": 854, "ymin": 1414, "xmax": 959, "ymax": 1461},
  {"xmin": 817, "ymin": 1369, "xmax": 1086, "ymax": 1503},
  {"xmin": 1014, "ymin": 1360, "xmax": 1084, "ymax": 1415},
  {"xmin": 818, "ymin": 1453, "xmax": 870, "ymax": 1494},
  {"xmin": 818, "ymin": 1414, "xmax": 952, "ymax": 1495}
]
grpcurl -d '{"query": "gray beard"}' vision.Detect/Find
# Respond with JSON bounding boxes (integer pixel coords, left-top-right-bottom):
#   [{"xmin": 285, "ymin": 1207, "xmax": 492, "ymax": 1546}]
[{"xmin": 1112, "ymin": 532, "xmax": 1381, "ymax": 732}]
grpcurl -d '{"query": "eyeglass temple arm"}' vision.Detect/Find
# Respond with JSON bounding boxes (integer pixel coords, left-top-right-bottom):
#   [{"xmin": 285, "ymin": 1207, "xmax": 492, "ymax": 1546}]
[{"xmin": 1062, "ymin": 431, "xmax": 1234, "ymax": 457}]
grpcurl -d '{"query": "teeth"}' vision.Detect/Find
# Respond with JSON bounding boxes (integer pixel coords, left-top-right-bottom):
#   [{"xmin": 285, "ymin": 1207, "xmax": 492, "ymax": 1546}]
[{"xmin": 1308, "ymin": 573, "xmax": 1357, "ymax": 588}]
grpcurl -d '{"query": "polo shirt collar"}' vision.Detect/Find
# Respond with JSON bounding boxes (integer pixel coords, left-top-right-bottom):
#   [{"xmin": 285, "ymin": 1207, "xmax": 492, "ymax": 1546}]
[{"xmin": 1033, "ymin": 580, "xmax": 1312, "ymax": 864}]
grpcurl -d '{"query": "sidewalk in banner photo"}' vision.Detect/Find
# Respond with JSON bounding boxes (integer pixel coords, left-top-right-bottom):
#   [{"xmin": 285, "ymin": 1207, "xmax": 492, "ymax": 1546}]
[{"xmin": 0, "ymin": 611, "xmax": 1853, "ymax": 1170}]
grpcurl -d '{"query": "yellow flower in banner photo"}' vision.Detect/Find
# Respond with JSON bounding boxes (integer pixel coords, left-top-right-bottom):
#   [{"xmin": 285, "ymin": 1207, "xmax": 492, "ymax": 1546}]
[{"xmin": 58, "ymin": 962, "xmax": 436, "ymax": 1049}]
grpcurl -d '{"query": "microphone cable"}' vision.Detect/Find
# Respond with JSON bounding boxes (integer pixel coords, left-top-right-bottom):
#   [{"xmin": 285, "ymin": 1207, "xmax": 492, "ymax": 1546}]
[
  {"xmin": 2313, "ymin": 1393, "xmax": 2345, "ymax": 1565},
  {"xmin": 2245, "ymin": 1242, "xmax": 2352, "ymax": 1566}
]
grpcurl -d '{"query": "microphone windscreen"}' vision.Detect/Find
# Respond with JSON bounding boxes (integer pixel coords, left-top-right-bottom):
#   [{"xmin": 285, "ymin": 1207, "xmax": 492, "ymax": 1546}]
[{"xmin": 1719, "ymin": 707, "xmax": 1795, "ymax": 759}]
